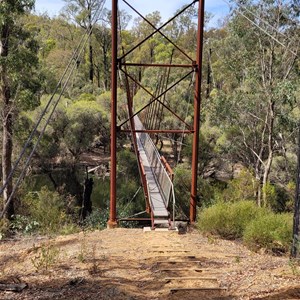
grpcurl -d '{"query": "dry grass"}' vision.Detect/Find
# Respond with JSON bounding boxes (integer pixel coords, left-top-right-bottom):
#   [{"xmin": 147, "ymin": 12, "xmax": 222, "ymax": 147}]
[{"xmin": 0, "ymin": 228, "xmax": 299, "ymax": 299}]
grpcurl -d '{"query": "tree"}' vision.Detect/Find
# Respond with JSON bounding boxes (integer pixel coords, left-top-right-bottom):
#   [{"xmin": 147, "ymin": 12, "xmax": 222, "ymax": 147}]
[
  {"xmin": 0, "ymin": 0, "xmax": 42, "ymax": 219},
  {"xmin": 62, "ymin": 0, "xmax": 105, "ymax": 83},
  {"xmin": 93, "ymin": 23, "xmax": 111, "ymax": 90},
  {"xmin": 208, "ymin": 0, "xmax": 299, "ymax": 206}
]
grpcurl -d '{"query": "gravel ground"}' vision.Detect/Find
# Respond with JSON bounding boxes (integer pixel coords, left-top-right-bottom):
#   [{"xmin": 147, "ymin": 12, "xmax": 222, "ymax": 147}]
[{"xmin": 0, "ymin": 228, "xmax": 299, "ymax": 299}]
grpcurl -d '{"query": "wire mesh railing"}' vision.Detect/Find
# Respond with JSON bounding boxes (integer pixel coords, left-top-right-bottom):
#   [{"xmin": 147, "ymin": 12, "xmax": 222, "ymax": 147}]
[
  {"xmin": 133, "ymin": 116, "xmax": 176, "ymax": 228},
  {"xmin": 138, "ymin": 129, "xmax": 174, "ymax": 210}
]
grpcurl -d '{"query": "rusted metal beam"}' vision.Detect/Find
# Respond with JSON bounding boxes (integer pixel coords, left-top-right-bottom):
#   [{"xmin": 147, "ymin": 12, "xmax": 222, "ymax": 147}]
[
  {"xmin": 120, "ymin": 0, "xmax": 197, "ymax": 62},
  {"xmin": 121, "ymin": 63, "xmax": 193, "ymax": 68},
  {"xmin": 118, "ymin": 68, "xmax": 194, "ymax": 130},
  {"xmin": 108, "ymin": 0, "xmax": 118, "ymax": 229},
  {"xmin": 190, "ymin": 0, "xmax": 205, "ymax": 223},
  {"xmin": 139, "ymin": 155, "xmax": 151, "ymax": 213},
  {"xmin": 117, "ymin": 218, "xmax": 189, "ymax": 222},
  {"xmin": 155, "ymin": 52, "xmax": 174, "ymax": 131},
  {"xmin": 118, "ymin": 218, "xmax": 152, "ymax": 221},
  {"xmin": 122, "ymin": 55, "xmax": 148, "ymax": 216},
  {"xmin": 120, "ymin": 129, "xmax": 194, "ymax": 134},
  {"xmin": 161, "ymin": 156, "xmax": 174, "ymax": 181}
]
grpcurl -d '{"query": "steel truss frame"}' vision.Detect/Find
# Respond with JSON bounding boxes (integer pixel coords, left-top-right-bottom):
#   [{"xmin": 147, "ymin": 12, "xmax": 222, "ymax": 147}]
[{"xmin": 108, "ymin": 0, "xmax": 205, "ymax": 228}]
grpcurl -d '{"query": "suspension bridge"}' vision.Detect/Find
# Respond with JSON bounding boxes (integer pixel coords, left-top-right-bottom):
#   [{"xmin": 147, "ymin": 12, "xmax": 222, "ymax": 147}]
[
  {"xmin": 108, "ymin": 0, "xmax": 204, "ymax": 229},
  {"xmin": 0, "ymin": 0, "xmax": 205, "ymax": 230}
]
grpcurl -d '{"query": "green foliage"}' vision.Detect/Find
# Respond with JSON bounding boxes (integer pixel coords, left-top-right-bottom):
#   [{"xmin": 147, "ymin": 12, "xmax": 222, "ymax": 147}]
[
  {"xmin": 83, "ymin": 204, "xmax": 140, "ymax": 230},
  {"xmin": 24, "ymin": 186, "xmax": 73, "ymax": 234},
  {"xmin": 2, "ymin": 13, "xmax": 42, "ymax": 111},
  {"xmin": 173, "ymin": 164, "xmax": 192, "ymax": 217},
  {"xmin": 243, "ymin": 213, "xmax": 293, "ymax": 254},
  {"xmin": 10, "ymin": 214, "xmax": 39, "ymax": 234},
  {"xmin": 262, "ymin": 182, "xmax": 277, "ymax": 208},
  {"xmin": 77, "ymin": 93, "xmax": 97, "ymax": 102},
  {"xmin": 0, "ymin": 1, "xmax": 34, "ymax": 24},
  {"xmin": 182, "ymin": 132, "xmax": 215, "ymax": 173},
  {"xmin": 0, "ymin": 218, "xmax": 10, "ymax": 240},
  {"xmin": 64, "ymin": 99, "xmax": 107, "ymax": 157},
  {"xmin": 117, "ymin": 203, "xmax": 140, "ymax": 228},
  {"xmin": 84, "ymin": 208, "xmax": 108, "ymax": 231},
  {"xmin": 198, "ymin": 200, "xmax": 267, "ymax": 239},
  {"xmin": 31, "ymin": 243, "xmax": 60, "ymax": 272},
  {"xmin": 117, "ymin": 149, "xmax": 139, "ymax": 179},
  {"xmin": 221, "ymin": 168, "xmax": 258, "ymax": 202},
  {"xmin": 198, "ymin": 200, "xmax": 293, "ymax": 254},
  {"xmin": 174, "ymin": 164, "xmax": 220, "ymax": 217},
  {"xmin": 23, "ymin": 94, "xmax": 110, "ymax": 161},
  {"xmin": 116, "ymin": 149, "xmax": 145, "ymax": 215},
  {"xmin": 91, "ymin": 177, "xmax": 110, "ymax": 209}
]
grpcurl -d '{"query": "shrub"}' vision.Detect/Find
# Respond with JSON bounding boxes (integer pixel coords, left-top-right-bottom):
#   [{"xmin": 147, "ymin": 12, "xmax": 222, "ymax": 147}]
[
  {"xmin": 117, "ymin": 149, "xmax": 140, "ymax": 179},
  {"xmin": 262, "ymin": 182, "xmax": 277, "ymax": 208},
  {"xmin": 84, "ymin": 208, "xmax": 109, "ymax": 230},
  {"xmin": 243, "ymin": 213, "xmax": 293, "ymax": 254},
  {"xmin": 10, "ymin": 215, "xmax": 39, "ymax": 234},
  {"xmin": 31, "ymin": 243, "xmax": 60, "ymax": 272},
  {"xmin": 0, "ymin": 218, "xmax": 10, "ymax": 240},
  {"xmin": 174, "ymin": 164, "xmax": 219, "ymax": 216},
  {"xmin": 221, "ymin": 168, "xmax": 258, "ymax": 202},
  {"xmin": 174, "ymin": 164, "xmax": 191, "ymax": 217},
  {"xmin": 24, "ymin": 186, "xmax": 73, "ymax": 234},
  {"xmin": 197, "ymin": 200, "xmax": 267, "ymax": 239}
]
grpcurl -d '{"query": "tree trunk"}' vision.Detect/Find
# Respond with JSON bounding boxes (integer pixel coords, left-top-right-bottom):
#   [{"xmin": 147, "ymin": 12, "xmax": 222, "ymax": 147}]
[
  {"xmin": 88, "ymin": 4, "xmax": 93, "ymax": 83},
  {"xmin": 102, "ymin": 42, "xmax": 109, "ymax": 91},
  {"xmin": 262, "ymin": 100, "xmax": 275, "ymax": 207},
  {"xmin": 89, "ymin": 28, "xmax": 93, "ymax": 82},
  {"xmin": 96, "ymin": 65, "xmax": 101, "ymax": 88},
  {"xmin": 206, "ymin": 48, "xmax": 212, "ymax": 99},
  {"xmin": 256, "ymin": 181, "xmax": 262, "ymax": 207},
  {"xmin": 0, "ymin": 23, "xmax": 14, "ymax": 219},
  {"xmin": 291, "ymin": 123, "xmax": 300, "ymax": 257}
]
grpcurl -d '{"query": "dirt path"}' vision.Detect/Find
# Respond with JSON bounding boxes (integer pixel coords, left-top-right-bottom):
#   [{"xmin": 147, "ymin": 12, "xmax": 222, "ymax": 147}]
[{"xmin": 0, "ymin": 228, "xmax": 300, "ymax": 299}]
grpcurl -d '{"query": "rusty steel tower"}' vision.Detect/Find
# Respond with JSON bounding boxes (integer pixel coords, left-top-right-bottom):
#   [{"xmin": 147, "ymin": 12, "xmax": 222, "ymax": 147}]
[{"xmin": 108, "ymin": 0, "xmax": 205, "ymax": 228}]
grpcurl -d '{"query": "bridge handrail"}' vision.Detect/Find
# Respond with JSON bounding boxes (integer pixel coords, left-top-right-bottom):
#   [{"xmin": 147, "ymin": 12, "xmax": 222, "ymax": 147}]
[
  {"xmin": 134, "ymin": 116, "xmax": 176, "ymax": 227},
  {"xmin": 140, "ymin": 131, "xmax": 173, "ymax": 207},
  {"xmin": 143, "ymin": 132, "xmax": 176, "ymax": 229}
]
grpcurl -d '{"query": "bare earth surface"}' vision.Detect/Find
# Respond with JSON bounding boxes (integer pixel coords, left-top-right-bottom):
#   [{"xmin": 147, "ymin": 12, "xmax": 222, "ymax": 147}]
[{"xmin": 1, "ymin": 228, "xmax": 300, "ymax": 299}]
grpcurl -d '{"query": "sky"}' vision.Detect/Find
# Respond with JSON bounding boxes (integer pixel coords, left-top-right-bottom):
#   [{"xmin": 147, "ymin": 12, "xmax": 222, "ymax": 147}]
[{"xmin": 34, "ymin": 0, "xmax": 230, "ymax": 28}]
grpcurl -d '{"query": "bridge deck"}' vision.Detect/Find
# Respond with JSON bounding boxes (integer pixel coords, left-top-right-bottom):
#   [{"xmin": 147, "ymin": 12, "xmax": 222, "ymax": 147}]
[{"xmin": 134, "ymin": 117, "xmax": 169, "ymax": 218}]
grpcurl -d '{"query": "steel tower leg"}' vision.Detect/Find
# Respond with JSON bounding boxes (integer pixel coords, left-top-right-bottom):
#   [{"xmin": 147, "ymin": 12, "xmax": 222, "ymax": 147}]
[
  {"xmin": 190, "ymin": 0, "xmax": 205, "ymax": 223},
  {"xmin": 108, "ymin": 0, "xmax": 118, "ymax": 228}
]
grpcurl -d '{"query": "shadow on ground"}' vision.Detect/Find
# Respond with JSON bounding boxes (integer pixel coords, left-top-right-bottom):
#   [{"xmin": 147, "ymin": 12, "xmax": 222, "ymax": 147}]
[{"xmin": 252, "ymin": 287, "xmax": 300, "ymax": 299}]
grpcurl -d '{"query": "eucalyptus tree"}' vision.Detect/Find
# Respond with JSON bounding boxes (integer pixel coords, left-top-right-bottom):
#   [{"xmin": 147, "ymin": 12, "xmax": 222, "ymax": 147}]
[
  {"xmin": 209, "ymin": 0, "xmax": 299, "ymax": 206},
  {"xmin": 0, "ymin": 0, "xmax": 41, "ymax": 219},
  {"xmin": 92, "ymin": 9, "xmax": 112, "ymax": 91},
  {"xmin": 62, "ymin": 0, "xmax": 106, "ymax": 83}
]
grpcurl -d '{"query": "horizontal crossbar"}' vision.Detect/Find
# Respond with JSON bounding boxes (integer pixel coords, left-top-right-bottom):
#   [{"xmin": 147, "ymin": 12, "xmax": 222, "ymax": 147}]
[
  {"xmin": 121, "ymin": 63, "xmax": 195, "ymax": 68},
  {"xmin": 120, "ymin": 129, "xmax": 194, "ymax": 134}
]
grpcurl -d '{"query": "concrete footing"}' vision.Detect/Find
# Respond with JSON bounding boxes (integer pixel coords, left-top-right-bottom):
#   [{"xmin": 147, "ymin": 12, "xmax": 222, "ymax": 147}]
[{"xmin": 107, "ymin": 220, "xmax": 118, "ymax": 229}]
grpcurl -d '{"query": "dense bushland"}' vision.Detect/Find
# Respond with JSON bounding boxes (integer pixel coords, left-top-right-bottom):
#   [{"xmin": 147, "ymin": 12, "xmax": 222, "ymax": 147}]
[
  {"xmin": 197, "ymin": 200, "xmax": 293, "ymax": 254},
  {"xmin": 197, "ymin": 200, "xmax": 267, "ymax": 240},
  {"xmin": 0, "ymin": 0, "xmax": 299, "ymax": 247},
  {"xmin": 243, "ymin": 213, "xmax": 293, "ymax": 254}
]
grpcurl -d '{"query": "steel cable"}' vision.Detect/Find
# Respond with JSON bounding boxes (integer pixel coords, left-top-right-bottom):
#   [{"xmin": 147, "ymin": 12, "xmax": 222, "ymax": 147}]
[
  {"xmin": 223, "ymin": 0, "xmax": 298, "ymax": 56},
  {"xmin": 0, "ymin": 1, "xmax": 106, "ymax": 218}
]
